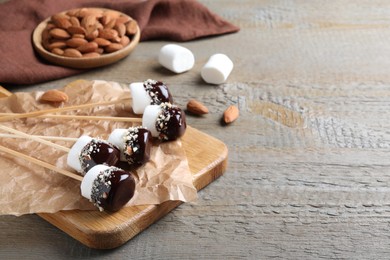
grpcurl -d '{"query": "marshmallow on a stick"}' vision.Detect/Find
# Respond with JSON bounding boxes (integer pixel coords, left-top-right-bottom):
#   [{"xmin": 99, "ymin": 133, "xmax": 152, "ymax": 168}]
[
  {"xmin": 81, "ymin": 164, "xmax": 136, "ymax": 212},
  {"xmin": 158, "ymin": 44, "xmax": 195, "ymax": 73},
  {"xmin": 67, "ymin": 136, "xmax": 121, "ymax": 175},
  {"xmin": 130, "ymin": 79, "xmax": 173, "ymax": 114},
  {"xmin": 0, "ymin": 144, "xmax": 134, "ymax": 212},
  {"xmin": 142, "ymin": 103, "xmax": 187, "ymax": 141},
  {"xmin": 201, "ymin": 53, "xmax": 233, "ymax": 84},
  {"xmin": 108, "ymin": 126, "xmax": 152, "ymax": 166}
]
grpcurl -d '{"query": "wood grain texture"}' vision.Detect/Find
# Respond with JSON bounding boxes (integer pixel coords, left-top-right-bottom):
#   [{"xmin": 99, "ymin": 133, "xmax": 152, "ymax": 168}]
[{"xmin": 2, "ymin": 0, "xmax": 390, "ymax": 258}]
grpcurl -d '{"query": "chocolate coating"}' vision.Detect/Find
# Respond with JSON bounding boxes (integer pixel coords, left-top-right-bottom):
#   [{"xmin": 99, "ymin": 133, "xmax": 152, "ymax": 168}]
[
  {"xmin": 91, "ymin": 167, "xmax": 136, "ymax": 212},
  {"xmin": 144, "ymin": 79, "xmax": 173, "ymax": 105},
  {"xmin": 156, "ymin": 103, "xmax": 187, "ymax": 141},
  {"xmin": 124, "ymin": 127, "xmax": 152, "ymax": 166},
  {"xmin": 80, "ymin": 139, "xmax": 121, "ymax": 174}
]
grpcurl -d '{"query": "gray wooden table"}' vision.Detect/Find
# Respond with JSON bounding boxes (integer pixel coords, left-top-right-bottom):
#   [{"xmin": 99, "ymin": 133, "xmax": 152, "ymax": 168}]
[{"xmin": 2, "ymin": 0, "xmax": 390, "ymax": 259}]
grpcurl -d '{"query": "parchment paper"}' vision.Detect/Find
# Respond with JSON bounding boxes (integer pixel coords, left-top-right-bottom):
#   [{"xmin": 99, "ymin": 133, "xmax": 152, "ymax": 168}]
[{"xmin": 0, "ymin": 80, "xmax": 197, "ymax": 216}]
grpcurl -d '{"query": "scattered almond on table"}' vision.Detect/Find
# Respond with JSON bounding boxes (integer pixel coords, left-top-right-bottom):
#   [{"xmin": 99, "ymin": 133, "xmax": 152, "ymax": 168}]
[
  {"xmin": 41, "ymin": 8, "xmax": 138, "ymax": 58},
  {"xmin": 186, "ymin": 99, "xmax": 209, "ymax": 115},
  {"xmin": 223, "ymin": 105, "xmax": 239, "ymax": 124},
  {"xmin": 40, "ymin": 89, "xmax": 69, "ymax": 103}
]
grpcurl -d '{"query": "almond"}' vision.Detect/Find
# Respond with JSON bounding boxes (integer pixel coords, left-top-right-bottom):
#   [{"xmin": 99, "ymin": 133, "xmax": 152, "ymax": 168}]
[
  {"xmin": 42, "ymin": 39, "xmax": 50, "ymax": 50},
  {"xmin": 223, "ymin": 105, "xmax": 239, "ymax": 124},
  {"xmin": 78, "ymin": 8, "xmax": 103, "ymax": 18},
  {"xmin": 101, "ymin": 14, "xmax": 114, "ymax": 26},
  {"xmin": 52, "ymin": 16, "xmax": 72, "ymax": 29},
  {"xmin": 104, "ymin": 18, "xmax": 117, "ymax": 29},
  {"xmin": 126, "ymin": 20, "xmax": 138, "ymax": 35},
  {"xmin": 49, "ymin": 28, "xmax": 71, "ymax": 39},
  {"xmin": 67, "ymin": 26, "xmax": 86, "ymax": 35},
  {"xmin": 115, "ymin": 22, "xmax": 126, "ymax": 37},
  {"xmin": 66, "ymin": 38, "xmax": 88, "ymax": 48},
  {"xmin": 40, "ymin": 90, "xmax": 69, "ymax": 103},
  {"xmin": 72, "ymin": 33, "xmax": 85, "ymax": 39},
  {"xmin": 82, "ymin": 52, "xmax": 101, "ymax": 58},
  {"xmin": 51, "ymin": 48, "xmax": 64, "ymax": 56},
  {"xmin": 119, "ymin": 35, "xmax": 130, "ymax": 46},
  {"xmin": 46, "ymin": 22, "xmax": 56, "ymax": 30},
  {"xmin": 96, "ymin": 48, "xmax": 104, "ymax": 54},
  {"xmin": 187, "ymin": 99, "xmax": 209, "ymax": 115},
  {"xmin": 42, "ymin": 28, "xmax": 50, "ymax": 40},
  {"xmin": 51, "ymin": 14, "xmax": 69, "ymax": 21},
  {"xmin": 105, "ymin": 10, "xmax": 121, "ymax": 18},
  {"xmin": 111, "ymin": 36, "xmax": 121, "ymax": 43},
  {"xmin": 93, "ymin": 37, "xmax": 111, "ymax": 47},
  {"xmin": 77, "ymin": 42, "xmax": 98, "ymax": 53},
  {"xmin": 63, "ymin": 48, "xmax": 82, "ymax": 58},
  {"xmin": 69, "ymin": 16, "xmax": 80, "ymax": 27},
  {"xmin": 105, "ymin": 43, "xmax": 123, "ymax": 53},
  {"xmin": 99, "ymin": 28, "xmax": 118, "ymax": 41},
  {"xmin": 66, "ymin": 8, "xmax": 81, "ymax": 17},
  {"xmin": 95, "ymin": 21, "xmax": 104, "ymax": 30},
  {"xmin": 102, "ymin": 10, "xmax": 120, "ymax": 24},
  {"xmin": 85, "ymin": 29, "xmax": 99, "ymax": 40},
  {"xmin": 81, "ymin": 15, "xmax": 97, "ymax": 30},
  {"xmin": 48, "ymin": 41, "xmax": 67, "ymax": 50},
  {"xmin": 77, "ymin": 8, "xmax": 90, "ymax": 18},
  {"xmin": 116, "ymin": 16, "xmax": 131, "ymax": 25}
]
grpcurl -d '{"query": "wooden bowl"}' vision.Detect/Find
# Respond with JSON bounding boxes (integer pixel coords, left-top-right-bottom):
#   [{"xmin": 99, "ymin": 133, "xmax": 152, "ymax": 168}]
[{"xmin": 32, "ymin": 8, "xmax": 140, "ymax": 69}]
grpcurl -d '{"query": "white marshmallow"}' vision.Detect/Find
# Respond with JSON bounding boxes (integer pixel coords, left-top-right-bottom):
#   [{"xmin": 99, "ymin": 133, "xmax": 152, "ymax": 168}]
[
  {"xmin": 66, "ymin": 135, "xmax": 92, "ymax": 173},
  {"xmin": 201, "ymin": 53, "xmax": 233, "ymax": 84},
  {"xmin": 142, "ymin": 105, "xmax": 162, "ymax": 137},
  {"xmin": 158, "ymin": 44, "xmax": 195, "ymax": 73},
  {"xmin": 80, "ymin": 164, "xmax": 110, "ymax": 200},
  {"xmin": 108, "ymin": 129, "xmax": 127, "ymax": 161},
  {"xmin": 129, "ymin": 82, "xmax": 152, "ymax": 114}
]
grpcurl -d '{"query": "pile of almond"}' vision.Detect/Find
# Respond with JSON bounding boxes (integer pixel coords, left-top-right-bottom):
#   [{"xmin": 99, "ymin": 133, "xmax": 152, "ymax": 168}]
[{"xmin": 41, "ymin": 8, "xmax": 138, "ymax": 58}]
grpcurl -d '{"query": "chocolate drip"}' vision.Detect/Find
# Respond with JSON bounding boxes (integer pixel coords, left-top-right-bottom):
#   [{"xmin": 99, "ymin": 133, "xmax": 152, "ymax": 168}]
[
  {"xmin": 144, "ymin": 79, "xmax": 173, "ymax": 105},
  {"xmin": 80, "ymin": 139, "xmax": 121, "ymax": 174},
  {"xmin": 90, "ymin": 167, "xmax": 136, "ymax": 212},
  {"xmin": 156, "ymin": 103, "xmax": 187, "ymax": 141},
  {"xmin": 124, "ymin": 127, "xmax": 152, "ymax": 166}
]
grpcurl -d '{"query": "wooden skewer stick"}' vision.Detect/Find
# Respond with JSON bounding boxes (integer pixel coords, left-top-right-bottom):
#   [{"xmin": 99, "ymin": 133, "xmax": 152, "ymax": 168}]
[
  {"xmin": 0, "ymin": 113, "xmax": 142, "ymax": 122},
  {"xmin": 0, "ymin": 133, "xmax": 78, "ymax": 142},
  {"xmin": 0, "ymin": 144, "xmax": 83, "ymax": 181},
  {"xmin": 0, "ymin": 97, "xmax": 131, "ymax": 123},
  {"xmin": 47, "ymin": 114, "xmax": 142, "ymax": 122},
  {"xmin": 0, "ymin": 125, "xmax": 70, "ymax": 153}
]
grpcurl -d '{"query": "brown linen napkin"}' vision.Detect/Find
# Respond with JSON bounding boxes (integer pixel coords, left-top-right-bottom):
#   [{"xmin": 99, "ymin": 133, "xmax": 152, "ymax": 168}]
[{"xmin": 0, "ymin": 0, "xmax": 239, "ymax": 85}]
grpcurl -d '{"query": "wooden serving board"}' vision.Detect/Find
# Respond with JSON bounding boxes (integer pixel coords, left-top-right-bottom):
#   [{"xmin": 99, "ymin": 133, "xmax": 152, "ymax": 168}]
[{"xmin": 0, "ymin": 85, "xmax": 228, "ymax": 249}]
